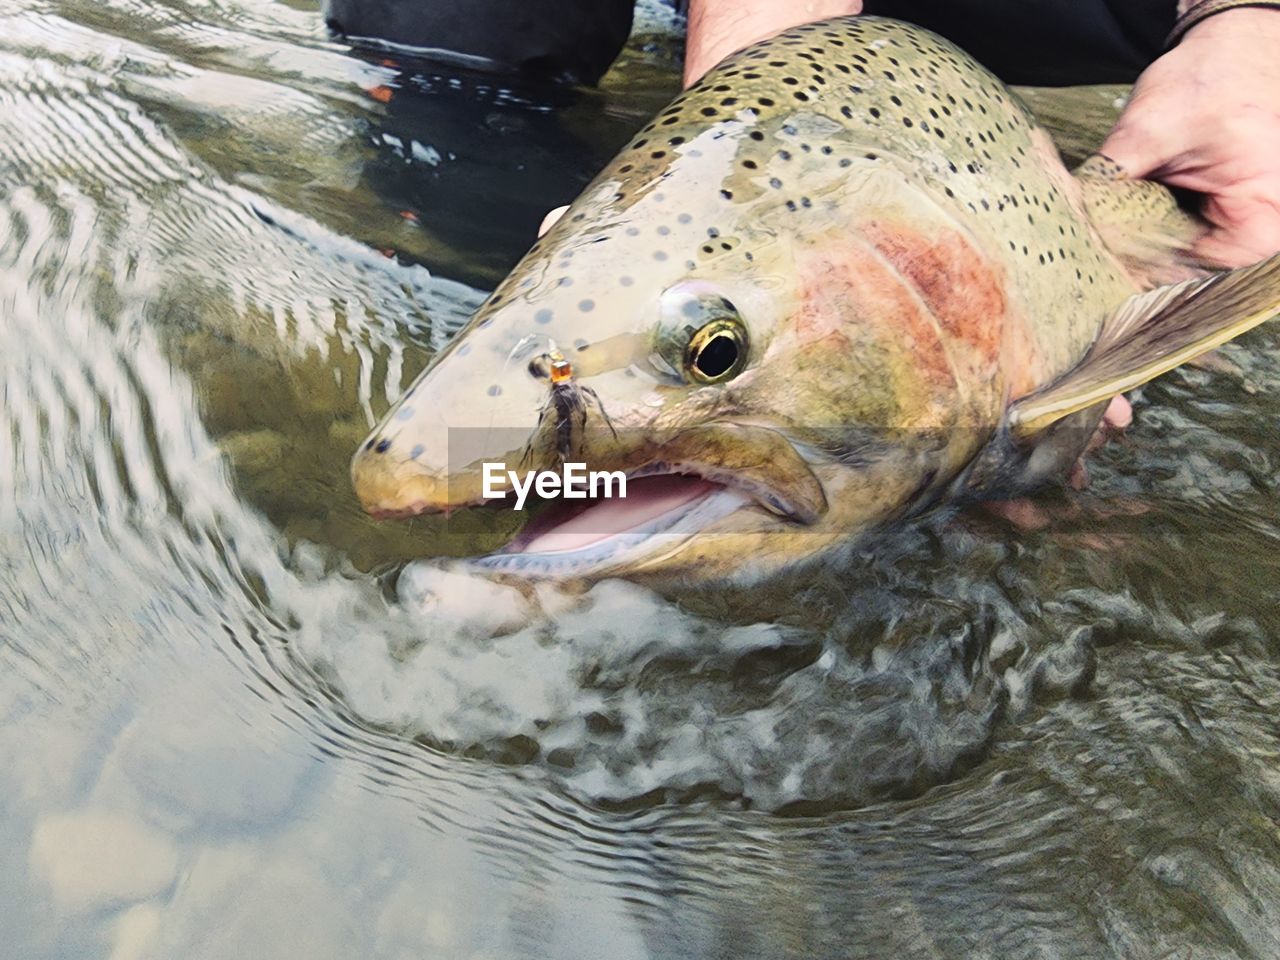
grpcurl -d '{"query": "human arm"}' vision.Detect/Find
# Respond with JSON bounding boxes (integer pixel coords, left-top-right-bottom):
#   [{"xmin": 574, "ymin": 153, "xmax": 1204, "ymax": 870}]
[{"xmin": 683, "ymin": 0, "xmax": 863, "ymax": 87}]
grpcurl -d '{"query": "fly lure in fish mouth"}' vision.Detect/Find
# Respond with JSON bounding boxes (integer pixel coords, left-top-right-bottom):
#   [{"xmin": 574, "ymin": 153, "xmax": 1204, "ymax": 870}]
[{"xmin": 526, "ymin": 349, "xmax": 616, "ymax": 464}]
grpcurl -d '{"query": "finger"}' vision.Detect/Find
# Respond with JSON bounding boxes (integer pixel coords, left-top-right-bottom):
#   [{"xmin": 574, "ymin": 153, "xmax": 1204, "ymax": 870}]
[
  {"xmin": 1103, "ymin": 395, "xmax": 1132, "ymax": 431},
  {"xmin": 1099, "ymin": 96, "xmax": 1194, "ymax": 182},
  {"xmin": 1099, "ymin": 117, "xmax": 1167, "ymax": 181},
  {"xmin": 1195, "ymin": 194, "xmax": 1280, "ymax": 267},
  {"xmin": 538, "ymin": 205, "xmax": 569, "ymax": 238}
]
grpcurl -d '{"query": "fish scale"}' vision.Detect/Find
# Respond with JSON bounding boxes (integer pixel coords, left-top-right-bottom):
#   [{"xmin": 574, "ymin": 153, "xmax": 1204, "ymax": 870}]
[{"xmin": 352, "ymin": 16, "xmax": 1280, "ymax": 584}]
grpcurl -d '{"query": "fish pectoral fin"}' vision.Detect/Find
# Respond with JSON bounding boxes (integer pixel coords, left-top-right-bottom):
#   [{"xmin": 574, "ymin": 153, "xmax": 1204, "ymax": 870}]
[{"xmin": 1009, "ymin": 252, "xmax": 1280, "ymax": 440}]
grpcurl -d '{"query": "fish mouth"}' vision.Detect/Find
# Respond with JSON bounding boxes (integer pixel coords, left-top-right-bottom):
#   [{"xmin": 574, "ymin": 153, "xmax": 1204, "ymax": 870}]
[
  {"xmin": 472, "ymin": 465, "xmax": 760, "ymax": 577},
  {"xmin": 355, "ymin": 422, "xmax": 830, "ymax": 577}
]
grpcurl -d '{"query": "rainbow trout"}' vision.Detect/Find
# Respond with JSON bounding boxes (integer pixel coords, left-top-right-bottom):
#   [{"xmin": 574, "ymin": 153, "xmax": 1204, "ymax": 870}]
[{"xmin": 351, "ymin": 16, "xmax": 1280, "ymax": 583}]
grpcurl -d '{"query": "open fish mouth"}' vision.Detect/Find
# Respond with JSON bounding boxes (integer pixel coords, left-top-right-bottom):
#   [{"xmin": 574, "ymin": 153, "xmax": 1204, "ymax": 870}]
[
  {"xmin": 353, "ymin": 421, "xmax": 830, "ymax": 577},
  {"xmin": 471, "ymin": 464, "xmax": 781, "ymax": 577}
]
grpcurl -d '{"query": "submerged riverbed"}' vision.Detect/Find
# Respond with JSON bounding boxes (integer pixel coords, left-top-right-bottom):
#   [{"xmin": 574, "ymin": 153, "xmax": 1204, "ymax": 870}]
[{"xmin": 2, "ymin": 0, "xmax": 1280, "ymax": 957}]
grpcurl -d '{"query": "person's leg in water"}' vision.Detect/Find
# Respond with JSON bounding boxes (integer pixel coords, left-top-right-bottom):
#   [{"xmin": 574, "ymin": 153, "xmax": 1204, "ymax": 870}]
[
  {"xmin": 322, "ymin": 0, "xmax": 637, "ymax": 85},
  {"xmin": 321, "ymin": 0, "xmax": 1171, "ymax": 89}
]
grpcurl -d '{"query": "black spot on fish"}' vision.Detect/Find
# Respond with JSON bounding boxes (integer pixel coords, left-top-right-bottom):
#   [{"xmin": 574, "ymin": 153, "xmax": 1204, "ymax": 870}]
[{"xmin": 375, "ymin": 439, "xmax": 391, "ymax": 453}]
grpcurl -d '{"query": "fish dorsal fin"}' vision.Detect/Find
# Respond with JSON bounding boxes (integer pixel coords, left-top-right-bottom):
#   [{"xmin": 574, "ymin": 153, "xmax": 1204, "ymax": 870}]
[
  {"xmin": 1009, "ymin": 253, "xmax": 1280, "ymax": 439},
  {"xmin": 1074, "ymin": 153, "xmax": 1211, "ymax": 287}
]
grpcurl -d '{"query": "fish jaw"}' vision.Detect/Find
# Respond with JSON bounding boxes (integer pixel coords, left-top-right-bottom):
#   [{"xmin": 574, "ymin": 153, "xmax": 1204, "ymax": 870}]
[
  {"xmin": 356, "ymin": 385, "xmax": 837, "ymax": 576},
  {"xmin": 474, "ymin": 446, "xmax": 954, "ymax": 584}
]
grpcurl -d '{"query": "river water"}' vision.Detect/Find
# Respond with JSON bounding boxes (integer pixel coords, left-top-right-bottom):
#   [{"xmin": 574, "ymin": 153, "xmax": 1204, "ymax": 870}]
[{"xmin": 2, "ymin": 0, "xmax": 1280, "ymax": 957}]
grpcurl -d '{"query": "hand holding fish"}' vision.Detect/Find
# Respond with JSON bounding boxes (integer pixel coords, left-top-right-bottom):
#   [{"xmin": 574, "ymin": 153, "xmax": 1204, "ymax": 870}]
[{"xmin": 1092, "ymin": 9, "xmax": 1280, "ymax": 268}]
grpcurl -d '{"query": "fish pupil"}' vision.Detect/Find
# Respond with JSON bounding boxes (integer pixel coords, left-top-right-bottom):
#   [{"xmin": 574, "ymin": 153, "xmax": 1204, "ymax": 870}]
[{"xmin": 693, "ymin": 334, "xmax": 739, "ymax": 379}]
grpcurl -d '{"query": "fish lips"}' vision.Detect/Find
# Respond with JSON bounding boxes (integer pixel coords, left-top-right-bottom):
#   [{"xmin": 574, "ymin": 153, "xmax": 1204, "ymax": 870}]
[
  {"xmin": 475, "ymin": 423, "xmax": 827, "ymax": 573},
  {"xmin": 363, "ymin": 421, "xmax": 830, "ymax": 574}
]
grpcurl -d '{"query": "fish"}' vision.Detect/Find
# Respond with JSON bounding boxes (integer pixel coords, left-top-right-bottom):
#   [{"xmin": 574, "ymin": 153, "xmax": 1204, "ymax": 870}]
[{"xmin": 350, "ymin": 16, "xmax": 1280, "ymax": 584}]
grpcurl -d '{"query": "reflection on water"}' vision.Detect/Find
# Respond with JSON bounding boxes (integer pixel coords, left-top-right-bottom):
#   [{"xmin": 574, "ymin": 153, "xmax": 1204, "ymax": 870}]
[{"xmin": 1, "ymin": 0, "xmax": 1279, "ymax": 956}]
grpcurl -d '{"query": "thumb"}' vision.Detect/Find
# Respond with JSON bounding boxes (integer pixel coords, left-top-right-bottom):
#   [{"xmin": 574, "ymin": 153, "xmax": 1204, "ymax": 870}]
[{"xmin": 1099, "ymin": 116, "xmax": 1166, "ymax": 181}]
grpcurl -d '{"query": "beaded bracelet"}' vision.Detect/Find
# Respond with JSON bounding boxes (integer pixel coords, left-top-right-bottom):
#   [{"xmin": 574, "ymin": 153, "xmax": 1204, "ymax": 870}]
[{"xmin": 1167, "ymin": 0, "xmax": 1280, "ymax": 46}]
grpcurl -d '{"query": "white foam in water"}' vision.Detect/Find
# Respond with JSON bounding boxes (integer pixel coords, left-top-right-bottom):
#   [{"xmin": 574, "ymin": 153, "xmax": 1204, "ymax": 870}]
[{"xmin": 292, "ymin": 551, "xmax": 1018, "ymax": 810}]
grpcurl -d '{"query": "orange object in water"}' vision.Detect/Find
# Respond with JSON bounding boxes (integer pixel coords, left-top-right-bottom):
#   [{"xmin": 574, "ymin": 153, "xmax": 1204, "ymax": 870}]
[{"xmin": 365, "ymin": 85, "xmax": 394, "ymax": 104}]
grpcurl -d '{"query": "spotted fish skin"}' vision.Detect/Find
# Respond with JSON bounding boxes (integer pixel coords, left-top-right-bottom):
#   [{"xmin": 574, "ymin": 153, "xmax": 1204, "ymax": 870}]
[{"xmin": 351, "ymin": 17, "xmax": 1180, "ymax": 581}]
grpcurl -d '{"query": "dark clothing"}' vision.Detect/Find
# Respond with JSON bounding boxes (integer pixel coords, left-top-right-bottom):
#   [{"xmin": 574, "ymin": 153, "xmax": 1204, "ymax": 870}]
[
  {"xmin": 862, "ymin": 0, "xmax": 1176, "ymax": 84},
  {"xmin": 323, "ymin": 0, "xmax": 1176, "ymax": 87},
  {"xmin": 322, "ymin": 0, "xmax": 635, "ymax": 85}
]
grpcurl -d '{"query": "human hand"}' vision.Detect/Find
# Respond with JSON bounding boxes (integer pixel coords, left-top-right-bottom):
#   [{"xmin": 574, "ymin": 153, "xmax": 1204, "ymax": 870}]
[{"xmin": 1100, "ymin": 8, "xmax": 1280, "ymax": 268}]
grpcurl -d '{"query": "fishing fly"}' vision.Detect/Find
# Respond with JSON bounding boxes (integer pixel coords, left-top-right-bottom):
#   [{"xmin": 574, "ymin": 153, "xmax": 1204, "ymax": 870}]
[{"xmin": 528, "ymin": 347, "xmax": 616, "ymax": 464}]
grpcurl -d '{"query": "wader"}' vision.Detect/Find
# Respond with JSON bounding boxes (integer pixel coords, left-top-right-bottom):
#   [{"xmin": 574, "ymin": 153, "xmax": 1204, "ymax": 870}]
[{"xmin": 322, "ymin": 0, "xmax": 1176, "ymax": 86}]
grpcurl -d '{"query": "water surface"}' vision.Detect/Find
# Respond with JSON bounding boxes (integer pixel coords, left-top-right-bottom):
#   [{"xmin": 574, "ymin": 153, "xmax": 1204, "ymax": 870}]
[{"xmin": 2, "ymin": 1, "xmax": 1280, "ymax": 957}]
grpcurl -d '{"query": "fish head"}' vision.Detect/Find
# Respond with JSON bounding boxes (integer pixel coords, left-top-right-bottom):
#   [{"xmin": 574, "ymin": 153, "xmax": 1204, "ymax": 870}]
[{"xmin": 353, "ymin": 34, "xmax": 1018, "ymax": 583}]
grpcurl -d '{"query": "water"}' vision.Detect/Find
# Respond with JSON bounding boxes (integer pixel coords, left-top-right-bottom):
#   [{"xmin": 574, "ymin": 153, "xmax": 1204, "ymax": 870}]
[{"xmin": 2, "ymin": 0, "xmax": 1280, "ymax": 956}]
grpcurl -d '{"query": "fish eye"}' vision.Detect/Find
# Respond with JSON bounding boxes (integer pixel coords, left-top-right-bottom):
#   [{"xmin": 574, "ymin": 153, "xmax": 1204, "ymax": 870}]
[
  {"xmin": 685, "ymin": 318, "xmax": 748, "ymax": 383},
  {"xmin": 654, "ymin": 283, "xmax": 750, "ymax": 384}
]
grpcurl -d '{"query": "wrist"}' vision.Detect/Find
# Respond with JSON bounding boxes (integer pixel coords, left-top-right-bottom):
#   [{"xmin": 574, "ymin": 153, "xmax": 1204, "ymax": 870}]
[
  {"xmin": 1169, "ymin": 1, "xmax": 1280, "ymax": 46},
  {"xmin": 684, "ymin": 0, "xmax": 862, "ymax": 87}
]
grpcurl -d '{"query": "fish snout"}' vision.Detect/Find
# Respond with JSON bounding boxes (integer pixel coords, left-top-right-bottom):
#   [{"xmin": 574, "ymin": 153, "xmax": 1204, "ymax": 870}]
[
  {"xmin": 351, "ymin": 352, "xmax": 552, "ymax": 518},
  {"xmin": 351, "ymin": 445, "xmax": 468, "ymax": 519}
]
